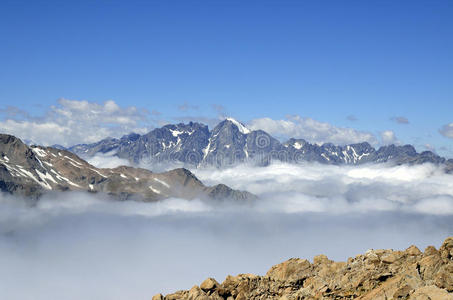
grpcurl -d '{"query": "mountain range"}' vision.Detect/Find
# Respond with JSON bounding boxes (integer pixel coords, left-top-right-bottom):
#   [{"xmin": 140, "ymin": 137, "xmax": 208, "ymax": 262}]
[
  {"xmin": 0, "ymin": 134, "xmax": 254, "ymax": 201},
  {"xmin": 69, "ymin": 118, "xmax": 453, "ymax": 171}
]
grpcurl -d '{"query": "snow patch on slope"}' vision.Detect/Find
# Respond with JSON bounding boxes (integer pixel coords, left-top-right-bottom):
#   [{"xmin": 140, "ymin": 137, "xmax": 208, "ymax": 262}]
[{"xmin": 226, "ymin": 117, "xmax": 251, "ymax": 134}]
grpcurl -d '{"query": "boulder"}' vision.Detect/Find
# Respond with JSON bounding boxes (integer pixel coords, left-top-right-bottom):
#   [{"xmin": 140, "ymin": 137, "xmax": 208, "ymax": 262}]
[
  {"xmin": 440, "ymin": 237, "xmax": 453, "ymax": 261},
  {"xmin": 381, "ymin": 253, "xmax": 398, "ymax": 264},
  {"xmin": 406, "ymin": 245, "xmax": 422, "ymax": 256},
  {"xmin": 266, "ymin": 258, "xmax": 312, "ymax": 283},
  {"xmin": 200, "ymin": 278, "xmax": 219, "ymax": 291},
  {"xmin": 188, "ymin": 285, "xmax": 209, "ymax": 300}
]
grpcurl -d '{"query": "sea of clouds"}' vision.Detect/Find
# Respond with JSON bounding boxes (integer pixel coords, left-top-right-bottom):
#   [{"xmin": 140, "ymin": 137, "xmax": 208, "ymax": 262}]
[{"xmin": 1, "ymin": 162, "xmax": 452, "ymax": 300}]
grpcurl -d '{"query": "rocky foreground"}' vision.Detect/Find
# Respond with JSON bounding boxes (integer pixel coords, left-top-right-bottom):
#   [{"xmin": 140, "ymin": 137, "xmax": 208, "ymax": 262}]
[{"xmin": 154, "ymin": 237, "xmax": 453, "ymax": 300}]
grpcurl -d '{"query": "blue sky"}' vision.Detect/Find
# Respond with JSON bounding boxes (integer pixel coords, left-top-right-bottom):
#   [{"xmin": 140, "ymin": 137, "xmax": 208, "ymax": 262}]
[{"xmin": 0, "ymin": 1, "xmax": 452, "ymax": 155}]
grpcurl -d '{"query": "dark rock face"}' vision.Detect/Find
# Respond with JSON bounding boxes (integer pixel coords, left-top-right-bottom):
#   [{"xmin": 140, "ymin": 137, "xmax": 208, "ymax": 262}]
[
  {"xmin": 0, "ymin": 134, "xmax": 254, "ymax": 202},
  {"xmin": 69, "ymin": 118, "xmax": 453, "ymax": 170},
  {"xmin": 70, "ymin": 122, "xmax": 211, "ymax": 165},
  {"xmin": 0, "ymin": 134, "xmax": 49, "ymax": 197},
  {"xmin": 157, "ymin": 237, "xmax": 453, "ymax": 300}
]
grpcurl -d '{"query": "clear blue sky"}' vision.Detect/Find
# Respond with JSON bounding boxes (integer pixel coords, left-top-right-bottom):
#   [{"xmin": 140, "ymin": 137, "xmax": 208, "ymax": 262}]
[{"xmin": 0, "ymin": 1, "xmax": 452, "ymax": 155}]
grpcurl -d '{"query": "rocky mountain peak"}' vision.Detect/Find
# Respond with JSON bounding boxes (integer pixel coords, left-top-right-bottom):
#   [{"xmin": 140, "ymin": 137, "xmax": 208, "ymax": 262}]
[
  {"xmin": 212, "ymin": 118, "xmax": 250, "ymax": 136},
  {"xmin": 224, "ymin": 117, "xmax": 251, "ymax": 134}
]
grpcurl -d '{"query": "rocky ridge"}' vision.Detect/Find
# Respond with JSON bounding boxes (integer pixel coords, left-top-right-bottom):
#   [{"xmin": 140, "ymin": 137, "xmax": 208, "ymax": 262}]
[
  {"xmin": 68, "ymin": 119, "xmax": 453, "ymax": 170},
  {"xmin": 0, "ymin": 134, "xmax": 254, "ymax": 201},
  {"xmin": 154, "ymin": 237, "xmax": 453, "ymax": 300}
]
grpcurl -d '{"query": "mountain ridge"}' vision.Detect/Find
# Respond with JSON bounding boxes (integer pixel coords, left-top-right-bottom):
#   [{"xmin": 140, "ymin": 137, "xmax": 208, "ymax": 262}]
[
  {"xmin": 68, "ymin": 118, "xmax": 453, "ymax": 171},
  {"xmin": 0, "ymin": 133, "xmax": 255, "ymax": 201}
]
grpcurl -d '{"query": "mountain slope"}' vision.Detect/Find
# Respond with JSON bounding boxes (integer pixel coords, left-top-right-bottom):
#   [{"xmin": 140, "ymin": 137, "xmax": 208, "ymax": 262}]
[
  {"xmin": 154, "ymin": 237, "xmax": 453, "ymax": 300},
  {"xmin": 68, "ymin": 118, "xmax": 453, "ymax": 170},
  {"xmin": 0, "ymin": 134, "xmax": 255, "ymax": 201}
]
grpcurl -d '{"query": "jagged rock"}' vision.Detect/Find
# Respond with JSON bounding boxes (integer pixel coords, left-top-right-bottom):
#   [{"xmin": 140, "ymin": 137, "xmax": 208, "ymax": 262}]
[
  {"xmin": 424, "ymin": 245, "xmax": 439, "ymax": 256},
  {"xmin": 165, "ymin": 291, "xmax": 187, "ymax": 300},
  {"xmin": 266, "ymin": 258, "xmax": 312, "ymax": 283},
  {"xmin": 406, "ymin": 245, "xmax": 423, "ymax": 256},
  {"xmin": 200, "ymin": 278, "xmax": 219, "ymax": 291},
  {"xmin": 381, "ymin": 253, "xmax": 398, "ymax": 264},
  {"xmin": 152, "ymin": 293, "xmax": 164, "ymax": 300},
  {"xmin": 440, "ymin": 237, "xmax": 453, "ymax": 261},
  {"xmin": 188, "ymin": 286, "xmax": 209, "ymax": 300},
  {"xmin": 393, "ymin": 284, "xmax": 413, "ymax": 299},
  {"xmin": 159, "ymin": 237, "xmax": 453, "ymax": 300},
  {"xmin": 313, "ymin": 254, "xmax": 332, "ymax": 266}
]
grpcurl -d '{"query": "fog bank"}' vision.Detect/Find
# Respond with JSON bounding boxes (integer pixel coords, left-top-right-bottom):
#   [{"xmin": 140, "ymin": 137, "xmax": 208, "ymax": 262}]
[
  {"xmin": 1, "ymin": 162, "xmax": 452, "ymax": 300},
  {"xmin": 194, "ymin": 162, "xmax": 453, "ymax": 215}
]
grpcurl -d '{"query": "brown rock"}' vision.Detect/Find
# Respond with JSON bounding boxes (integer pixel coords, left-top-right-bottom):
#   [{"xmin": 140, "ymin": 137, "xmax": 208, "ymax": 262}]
[
  {"xmin": 440, "ymin": 237, "xmax": 453, "ymax": 261},
  {"xmin": 313, "ymin": 254, "xmax": 331, "ymax": 265},
  {"xmin": 434, "ymin": 269, "xmax": 453, "ymax": 292},
  {"xmin": 392, "ymin": 284, "xmax": 412, "ymax": 299},
  {"xmin": 165, "ymin": 291, "xmax": 187, "ymax": 300},
  {"xmin": 406, "ymin": 245, "xmax": 422, "ymax": 256},
  {"xmin": 200, "ymin": 277, "xmax": 218, "ymax": 291},
  {"xmin": 266, "ymin": 258, "xmax": 312, "ymax": 283},
  {"xmin": 151, "ymin": 293, "xmax": 163, "ymax": 300},
  {"xmin": 188, "ymin": 285, "xmax": 209, "ymax": 300},
  {"xmin": 381, "ymin": 253, "xmax": 398, "ymax": 264},
  {"xmin": 424, "ymin": 245, "xmax": 438, "ymax": 256},
  {"xmin": 418, "ymin": 254, "xmax": 443, "ymax": 281},
  {"xmin": 235, "ymin": 291, "xmax": 246, "ymax": 300},
  {"xmin": 208, "ymin": 291, "xmax": 223, "ymax": 300},
  {"xmin": 411, "ymin": 285, "xmax": 453, "ymax": 300},
  {"xmin": 156, "ymin": 237, "xmax": 453, "ymax": 300}
]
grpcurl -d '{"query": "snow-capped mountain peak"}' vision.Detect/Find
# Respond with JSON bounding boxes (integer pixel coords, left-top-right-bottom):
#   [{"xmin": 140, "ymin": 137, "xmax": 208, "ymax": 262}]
[{"xmin": 225, "ymin": 117, "xmax": 251, "ymax": 134}]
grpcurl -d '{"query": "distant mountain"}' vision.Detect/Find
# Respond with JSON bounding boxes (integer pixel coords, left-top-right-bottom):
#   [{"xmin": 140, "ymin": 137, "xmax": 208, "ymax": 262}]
[
  {"xmin": 0, "ymin": 134, "xmax": 255, "ymax": 201},
  {"xmin": 69, "ymin": 118, "xmax": 453, "ymax": 171}
]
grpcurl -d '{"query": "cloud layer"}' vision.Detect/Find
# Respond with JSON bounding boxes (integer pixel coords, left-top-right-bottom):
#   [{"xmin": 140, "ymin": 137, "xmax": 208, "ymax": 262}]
[
  {"xmin": 0, "ymin": 99, "xmax": 416, "ymax": 149},
  {"xmin": 248, "ymin": 115, "xmax": 378, "ymax": 145},
  {"xmin": 0, "ymin": 99, "xmax": 151, "ymax": 146},
  {"xmin": 194, "ymin": 162, "xmax": 453, "ymax": 215},
  {"xmin": 380, "ymin": 130, "xmax": 400, "ymax": 145},
  {"xmin": 1, "ymin": 162, "xmax": 452, "ymax": 300}
]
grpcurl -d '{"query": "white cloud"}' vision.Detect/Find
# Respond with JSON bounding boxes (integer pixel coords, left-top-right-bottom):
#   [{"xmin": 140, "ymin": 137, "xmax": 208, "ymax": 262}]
[
  {"xmin": 86, "ymin": 151, "xmax": 132, "ymax": 169},
  {"xmin": 248, "ymin": 115, "xmax": 378, "ymax": 145},
  {"xmin": 439, "ymin": 123, "xmax": 453, "ymax": 139},
  {"xmin": 0, "ymin": 98, "xmax": 151, "ymax": 146},
  {"xmin": 194, "ymin": 162, "xmax": 453, "ymax": 215},
  {"xmin": 380, "ymin": 130, "xmax": 400, "ymax": 145},
  {"xmin": 0, "ymin": 164, "xmax": 453, "ymax": 300},
  {"xmin": 1, "ymin": 163, "xmax": 452, "ymax": 299}
]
